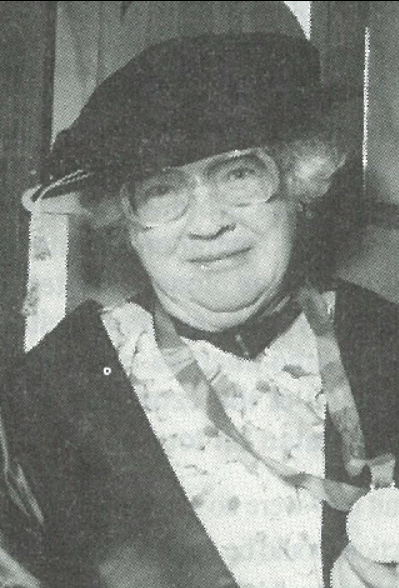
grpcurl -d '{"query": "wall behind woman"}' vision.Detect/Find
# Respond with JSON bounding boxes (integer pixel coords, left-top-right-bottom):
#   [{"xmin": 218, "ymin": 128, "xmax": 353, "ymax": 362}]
[{"xmin": 337, "ymin": 2, "xmax": 399, "ymax": 304}]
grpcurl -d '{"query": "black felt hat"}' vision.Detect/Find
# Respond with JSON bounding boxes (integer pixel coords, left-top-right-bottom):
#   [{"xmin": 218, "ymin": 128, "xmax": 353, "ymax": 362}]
[{"xmin": 25, "ymin": 32, "xmax": 355, "ymax": 209}]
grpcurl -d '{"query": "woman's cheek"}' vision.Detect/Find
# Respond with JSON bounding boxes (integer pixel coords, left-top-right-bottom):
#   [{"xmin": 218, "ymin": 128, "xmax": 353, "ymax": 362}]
[{"xmin": 132, "ymin": 230, "xmax": 188, "ymax": 289}]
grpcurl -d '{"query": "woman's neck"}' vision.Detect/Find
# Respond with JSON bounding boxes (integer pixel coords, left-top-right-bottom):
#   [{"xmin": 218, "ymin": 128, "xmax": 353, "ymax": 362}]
[{"xmin": 153, "ymin": 285, "xmax": 291, "ymax": 332}]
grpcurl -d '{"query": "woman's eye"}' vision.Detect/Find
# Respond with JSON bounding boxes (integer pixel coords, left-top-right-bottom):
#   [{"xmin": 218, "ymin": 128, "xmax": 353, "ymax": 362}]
[
  {"xmin": 144, "ymin": 184, "xmax": 176, "ymax": 198},
  {"xmin": 227, "ymin": 166, "xmax": 257, "ymax": 181}
]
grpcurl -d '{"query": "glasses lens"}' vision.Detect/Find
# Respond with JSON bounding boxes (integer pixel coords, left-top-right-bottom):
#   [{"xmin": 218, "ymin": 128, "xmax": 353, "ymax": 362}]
[
  {"xmin": 213, "ymin": 153, "xmax": 275, "ymax": 205},
  {"xmin": 127, "ymin": 170, "xmax": 189, "ymax": 226}
]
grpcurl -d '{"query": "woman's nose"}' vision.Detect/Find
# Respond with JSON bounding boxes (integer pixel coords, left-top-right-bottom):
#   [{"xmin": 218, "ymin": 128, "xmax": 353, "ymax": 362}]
[{"xmin": 185, "ymin": 179, "xmax": 235, "ymax": 238}]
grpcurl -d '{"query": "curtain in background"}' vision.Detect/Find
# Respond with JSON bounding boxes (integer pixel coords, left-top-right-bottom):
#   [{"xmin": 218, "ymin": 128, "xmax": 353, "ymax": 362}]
[{"xmin": 0, "ymin": 2, "xmax": 55, "ymax": 361}]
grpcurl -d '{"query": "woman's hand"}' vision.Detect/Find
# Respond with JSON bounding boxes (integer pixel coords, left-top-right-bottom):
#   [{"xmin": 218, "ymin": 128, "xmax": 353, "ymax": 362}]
[{"xmin": 332, "ymin": 543, "xmax": 399, "ymax": 588}]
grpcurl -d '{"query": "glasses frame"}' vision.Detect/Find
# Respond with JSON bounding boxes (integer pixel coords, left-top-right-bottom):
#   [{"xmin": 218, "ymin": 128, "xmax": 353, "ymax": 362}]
[{"xmin": 121, "ymin": 147, "xmax": 279, "ymax": 229}]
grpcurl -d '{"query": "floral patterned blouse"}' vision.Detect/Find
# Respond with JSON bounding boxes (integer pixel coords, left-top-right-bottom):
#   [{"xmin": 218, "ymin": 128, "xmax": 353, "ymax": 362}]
[{"xmin": 102, "ymin": 301, "xmax": 327, "ymax": 588}]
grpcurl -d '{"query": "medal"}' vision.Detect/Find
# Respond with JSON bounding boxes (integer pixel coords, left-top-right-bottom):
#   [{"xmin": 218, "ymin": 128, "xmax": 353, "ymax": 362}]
[{"xmin": 347, "ymin": 485, "xmax": 399, "ymax": 563}]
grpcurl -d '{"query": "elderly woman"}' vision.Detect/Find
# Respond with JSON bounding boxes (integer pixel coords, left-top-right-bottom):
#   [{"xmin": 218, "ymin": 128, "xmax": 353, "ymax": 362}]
[{"xmin": 2, "ymin": 33, "xmax": 399, "ymax": 588}]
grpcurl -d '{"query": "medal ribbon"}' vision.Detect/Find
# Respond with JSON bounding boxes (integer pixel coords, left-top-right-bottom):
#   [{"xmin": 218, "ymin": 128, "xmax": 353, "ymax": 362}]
[
  {"xmin": 153, "ymin": 287, "xmax": 395, "ymax": 512},
  {"xmin": 296, "ymin": 285, "xmax": 396, "ymax": 490}
]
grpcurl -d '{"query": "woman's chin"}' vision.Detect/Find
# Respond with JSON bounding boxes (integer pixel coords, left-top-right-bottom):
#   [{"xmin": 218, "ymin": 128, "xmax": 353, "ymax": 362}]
[
  {"xmin": 191, "ymin": 296, "xmax": 256, "ymax": 314},
  {"xmin": 189, "ymin": 282, "xmax": 278, "ymax": 314}
]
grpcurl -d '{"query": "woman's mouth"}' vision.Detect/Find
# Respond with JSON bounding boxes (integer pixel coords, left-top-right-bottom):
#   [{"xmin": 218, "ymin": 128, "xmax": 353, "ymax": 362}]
[{"xmin": 191, "ymin": 247, "xmax": 252, "ymax": 271}]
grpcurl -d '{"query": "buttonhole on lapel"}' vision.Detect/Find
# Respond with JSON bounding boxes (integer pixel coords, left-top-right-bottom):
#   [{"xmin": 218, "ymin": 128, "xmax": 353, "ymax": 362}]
[{"xmin": 103, "ymin": 366, "xmax": 112, "ymax": 376}]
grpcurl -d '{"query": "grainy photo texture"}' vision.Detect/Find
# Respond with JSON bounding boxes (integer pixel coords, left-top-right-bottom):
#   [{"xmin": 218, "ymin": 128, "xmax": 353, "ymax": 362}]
[{"xmin": 1, "ymin": 2, "xmax": 399, "ymax": 587}]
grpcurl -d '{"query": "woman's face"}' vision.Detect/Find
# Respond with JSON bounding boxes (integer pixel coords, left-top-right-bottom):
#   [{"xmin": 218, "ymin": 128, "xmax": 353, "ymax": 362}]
[{"xmin": 123, "ymin": 148, "xmax": 297, "ymax": 330}]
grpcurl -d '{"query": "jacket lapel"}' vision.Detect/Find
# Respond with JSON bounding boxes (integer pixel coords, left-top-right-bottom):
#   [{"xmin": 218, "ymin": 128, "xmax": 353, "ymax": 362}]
[{"xmin": 22, "ymin": 301, "xmax": 238, "ymax": 588}]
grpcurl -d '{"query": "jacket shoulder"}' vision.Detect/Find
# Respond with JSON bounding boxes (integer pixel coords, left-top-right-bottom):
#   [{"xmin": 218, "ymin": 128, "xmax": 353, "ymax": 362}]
[
  {"xmin": 335, "ymin": 279, "xmax": 399, "ymax": 351},
  {"xmin": 25, "ymin": 300, "xmax": 105, "ymax": 364},
  {"xmin": 1, "ymin": 300, "xmax": 124, "ymax": 415}
]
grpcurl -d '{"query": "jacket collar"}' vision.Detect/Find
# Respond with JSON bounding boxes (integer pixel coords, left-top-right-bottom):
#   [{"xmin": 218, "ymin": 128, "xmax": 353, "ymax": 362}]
[{"xmin": 171, "ymin": 296, "xmax": 301, "ymax": 359}]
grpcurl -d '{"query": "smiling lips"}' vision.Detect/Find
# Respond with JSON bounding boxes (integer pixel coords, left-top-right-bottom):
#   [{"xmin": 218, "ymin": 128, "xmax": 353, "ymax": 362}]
[{"xmin": 190, "ymin": 247, "xmax": 252, "ymax": 270}]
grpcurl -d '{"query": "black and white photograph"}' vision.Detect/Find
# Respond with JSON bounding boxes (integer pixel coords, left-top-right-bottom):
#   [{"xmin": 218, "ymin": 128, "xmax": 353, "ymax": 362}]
[{"xmin": 1, "ymin": 2, "xmax": 399, "ymax": 587}]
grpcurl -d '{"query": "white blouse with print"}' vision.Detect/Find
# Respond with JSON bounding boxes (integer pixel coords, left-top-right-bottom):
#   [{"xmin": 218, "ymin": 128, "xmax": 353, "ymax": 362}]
[{"xmin": 102, "ymin": 301, "xmax": 327, "ymax": 588}]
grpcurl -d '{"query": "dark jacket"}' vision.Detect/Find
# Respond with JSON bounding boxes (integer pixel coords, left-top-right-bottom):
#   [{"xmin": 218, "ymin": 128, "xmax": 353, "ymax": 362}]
[{"xmin": 0, "ymin": 281, "xmax": 398, "ymax": 588}]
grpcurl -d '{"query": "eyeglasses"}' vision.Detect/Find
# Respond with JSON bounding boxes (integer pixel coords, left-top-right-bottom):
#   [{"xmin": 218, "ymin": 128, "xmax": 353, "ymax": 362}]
[{"xmin": 122, "ymin": 148, "xmax": 278, "ymax": 228}]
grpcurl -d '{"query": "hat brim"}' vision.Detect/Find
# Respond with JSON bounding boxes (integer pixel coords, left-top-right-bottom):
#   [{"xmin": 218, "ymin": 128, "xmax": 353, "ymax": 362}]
[
  {"xmin": 22, "ymin": 185, "xmax": 90, "ymax": 215},
  {"xmin": 23, "ymin": 79, "xmax": 362, "ymax": 216}
]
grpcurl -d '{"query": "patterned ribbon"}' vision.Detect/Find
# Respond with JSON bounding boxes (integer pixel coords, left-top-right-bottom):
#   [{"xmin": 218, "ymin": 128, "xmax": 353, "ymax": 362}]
[{"xmin": 153, "ymin": 286, "xmax": 395, "ymax": 512}]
